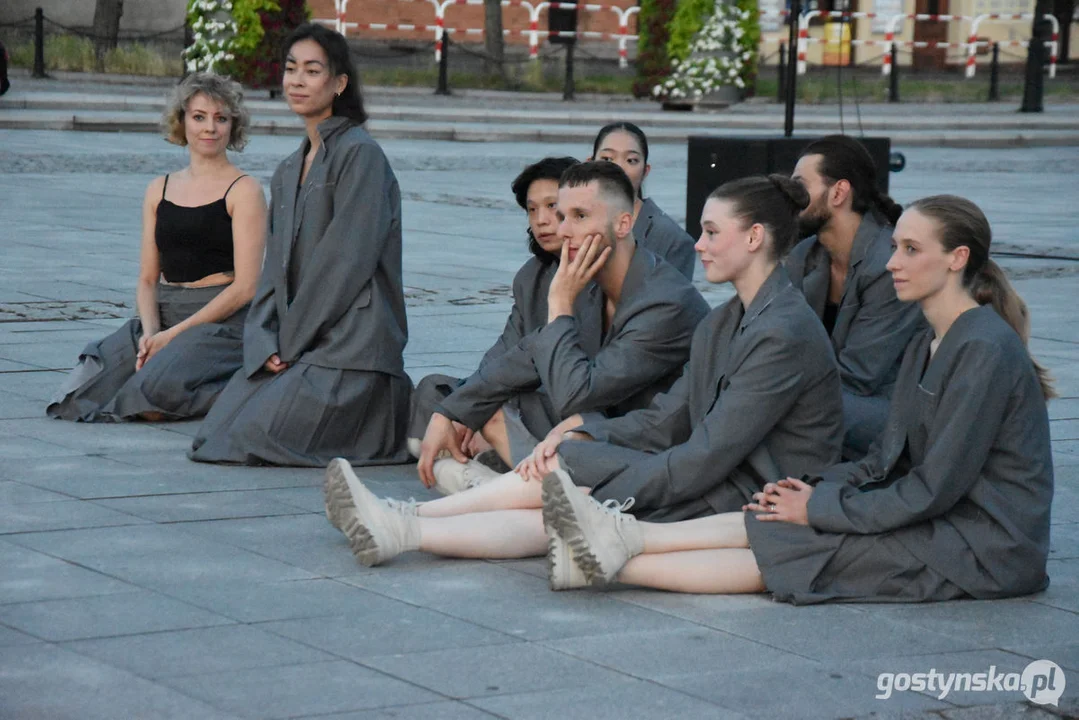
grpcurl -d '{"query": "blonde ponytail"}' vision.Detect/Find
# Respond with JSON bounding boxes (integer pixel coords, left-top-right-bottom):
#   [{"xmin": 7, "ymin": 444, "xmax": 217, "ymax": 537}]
[{"xmin": 971, "ymin": 259, "xmax": 1057, "ymax": 400}]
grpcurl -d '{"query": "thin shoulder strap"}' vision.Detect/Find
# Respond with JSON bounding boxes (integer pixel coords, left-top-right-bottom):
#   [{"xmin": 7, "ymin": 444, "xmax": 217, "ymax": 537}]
[
  {"xmin": 161, "ymin": 174, "xmax": 169, "ymax": 200},
  {"xmin": 223, "ymin": 174, "xmax": 248, "ymax": 200}
]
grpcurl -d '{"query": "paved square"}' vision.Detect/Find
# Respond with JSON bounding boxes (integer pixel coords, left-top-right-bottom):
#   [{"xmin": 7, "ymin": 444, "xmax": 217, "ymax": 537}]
[{"xmin": 0, "ymin": 128, "xmax": 1076, "ymax": 719}]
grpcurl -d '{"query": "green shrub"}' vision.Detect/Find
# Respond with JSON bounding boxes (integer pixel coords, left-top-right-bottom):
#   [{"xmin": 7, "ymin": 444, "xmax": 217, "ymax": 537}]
[
  {"xmin": 227, "ymin": 0, "xmax": 306, "ymax": 89},
  {"xmin": 665, "ymin": 0, "xmax": 712, "ymax": 64},
  {"xmin": 664, "ymin": 0, "xmax": 759, "ymax": 96},
  {"xmin": 634, "ymin": 0, "xmax": 677, "ymax": 98}
]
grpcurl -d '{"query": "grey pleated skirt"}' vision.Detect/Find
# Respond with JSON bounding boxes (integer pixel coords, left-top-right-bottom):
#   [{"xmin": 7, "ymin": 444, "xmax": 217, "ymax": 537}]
[
  {"xmin": 188, "ymin": 362, "xmax": 412, "ymax": 467},
  {"xmin": 46, "ymin": 284, "xmax": 246, "ymax": 422},
  {"xmin": 745, "ymin": 511, "xmax": 967, "ymax": 605},
  {"xmin": 558, "ymin": 441, "xmax": 716, "ymax": 522},
  {"xmin": 409, "ymin": 372, "xmax": 558, "ymax": 465}
]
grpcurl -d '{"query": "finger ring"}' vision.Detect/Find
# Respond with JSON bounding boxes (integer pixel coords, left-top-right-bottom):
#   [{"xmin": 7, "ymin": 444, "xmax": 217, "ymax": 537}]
[{"xmin": 768, "ymin": 503, "xmax": 776, "ymax": 511}]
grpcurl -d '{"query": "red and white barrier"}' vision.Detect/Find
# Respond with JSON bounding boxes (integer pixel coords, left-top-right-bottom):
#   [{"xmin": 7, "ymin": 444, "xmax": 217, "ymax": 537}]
[
  {"xmin": 794, "ymin": 11, "xmax": 886, "ymax": 74},
  {"xmin": 529, "ymin": 3, "xmax": 639, "ymax": 67},
  {"xmin": 787, "ymin": 10, "xmax": 1058, "ymax": 78},
  {"xmin": 317, "ymin": 0, "xmax": 639, "ymax": 67},
  {"xmin": 965, "ymin": 13, "xmax": 1058, "ymax": 78}
]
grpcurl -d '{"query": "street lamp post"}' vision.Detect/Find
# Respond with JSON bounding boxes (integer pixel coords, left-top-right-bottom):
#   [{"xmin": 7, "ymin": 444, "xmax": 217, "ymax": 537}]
[
  {"xmin": 784, "ymin": 0, "xmax": 802, "ymax": 136},
  {"xmin": 1020, "ymin": 0, "xmax": 1052, "ymax": 113}
]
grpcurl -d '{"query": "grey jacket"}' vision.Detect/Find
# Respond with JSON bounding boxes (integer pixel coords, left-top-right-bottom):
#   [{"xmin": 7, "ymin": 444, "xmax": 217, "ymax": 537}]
[
  {"xmin": 807, "ymin": 305, "xmax": 1053, "ymax": 599},
  {"xmin": 634, "ymin": 197, "xmax": 697, "ymax": 281},
  {"xmin": 438, "ymin": 246, "xmax": 709, "ymax": 431},
  {"xmin": 570, "ymin": 265, "xmax": 844, "ymax": 514},
  {"xmin": 785, "ymin": 211, "xmax": 924, "ymax": 398},
  {"xmin": 475, "ymin": 256, "xmax": 562, "ymax": 374},
  {"xmin": 243, "ymin": 117, "xmax": 408, "ymax": 379}
]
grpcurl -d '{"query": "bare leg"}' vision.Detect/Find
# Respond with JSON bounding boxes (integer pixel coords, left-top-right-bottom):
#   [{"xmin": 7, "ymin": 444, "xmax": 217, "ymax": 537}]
[
  {"xmin": 138, "ymin": 411, "xmax": 167, "ymax": 422},
  {"xmin": 616, "ymin": 549, "xmax": 765, "ymax": 594},
  {"xmin": 479, "ymin": 408, "xmax": 512, "ymax": 466},
  {"xmin": 418, "ymin": 472, "xmax": 542, "ymax": 518},
  {"xmin": 418, "ymin": 509, "xmax": 547, "ymax": 558},
  {"xmin": 638, "ymin": 512, "xmax": 749, "ymax": 554}
]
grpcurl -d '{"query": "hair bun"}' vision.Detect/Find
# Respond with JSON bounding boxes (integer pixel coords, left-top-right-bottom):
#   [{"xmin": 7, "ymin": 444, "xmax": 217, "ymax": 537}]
[{"xmin": 767, "ymin": 174, "xmax": 811, "ymax": 212}]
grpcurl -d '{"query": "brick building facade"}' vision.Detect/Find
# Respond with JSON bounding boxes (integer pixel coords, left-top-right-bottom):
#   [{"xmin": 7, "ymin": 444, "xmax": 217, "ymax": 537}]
[{"xmin": 307, "ymin": 0, "xmax": 639, "ymax": 48}]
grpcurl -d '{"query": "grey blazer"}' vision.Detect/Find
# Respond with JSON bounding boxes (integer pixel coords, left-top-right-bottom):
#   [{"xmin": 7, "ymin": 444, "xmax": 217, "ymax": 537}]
[
  {"xmin": 438, "ymin": 246, "xmax": 709, "ymax": 431},
  {"xmin": 244, "ymin": 117, "xmax": 407, "ymax": 379},
  {"xmin": 808, "ymin": 305, "xmax": 1053, "ymax": 599},
  {"xmin": 785, "ymin": 212, "xmax": 924, "ymax": 398},
  {"xmin": 568, "ymin": 265, "xmax": 844, "ymax": 514},
  {"xmin": 476, "ymin": 256, "xmax": 560, "ymax": 374},
  {"xmin": 634, "ymin": 197, "xmax": 697, "ymax": 281}
]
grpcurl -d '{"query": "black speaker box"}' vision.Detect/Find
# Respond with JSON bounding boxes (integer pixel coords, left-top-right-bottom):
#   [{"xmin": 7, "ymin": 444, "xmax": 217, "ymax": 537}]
[{"xmin": 684, "ymin": 136, "xmax": 891, "ymax": 239}]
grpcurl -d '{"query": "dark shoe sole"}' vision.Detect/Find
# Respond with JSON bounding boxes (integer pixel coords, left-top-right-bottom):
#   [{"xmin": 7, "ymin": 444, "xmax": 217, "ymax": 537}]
[
  {"xmin": 326, "ymin": 459, "xmax": 382, "ymax": 567},
  {"xmin": 324, "ymin": 458, "xmax": 354, "ymax": 530},
  {"xmin": 541, "ymin": 471, "xmax": 605, "ymax": 587}
]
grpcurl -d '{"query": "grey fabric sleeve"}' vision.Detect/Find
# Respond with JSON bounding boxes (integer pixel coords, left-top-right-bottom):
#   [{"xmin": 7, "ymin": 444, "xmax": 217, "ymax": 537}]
[
  {"xmin": 242, "ymin": 193, "xmax": 279, "ymax": 377},
  {"xmin": 435, "ymin": 330, "xmax": 543, "ymax": 430},
  {"xmin": 242, "ymin": 273, "xmax": 280, "ymax": 377},
  {"xmin": 529, "ymin": 303, "xmax": 688, "ymax": 420},
  {"xmin": 276, "ymin": 144, "xmax": 396, "ymax": 363},
  {"xmin": 477, "ymin": 292, "xmax": 527, "ymax": 370},
  {"xmin": 807, "ymin": 343, "xmax": 1012, "ymax": 534}
]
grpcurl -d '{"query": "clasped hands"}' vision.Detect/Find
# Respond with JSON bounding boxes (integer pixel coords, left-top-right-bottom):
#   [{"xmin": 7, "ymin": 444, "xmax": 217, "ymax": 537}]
[
  {"xmin": 136, "ymin": 328, "xmax": 178, "ymax": 371},
  {"xmin": 744, "ymin": 477, "xmax": 813, "ymax": 525}
]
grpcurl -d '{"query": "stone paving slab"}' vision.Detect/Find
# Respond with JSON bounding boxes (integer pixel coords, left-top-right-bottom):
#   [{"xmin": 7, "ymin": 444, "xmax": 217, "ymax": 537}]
[{"xmin": 0, "ymin": 128, "xmax": 1076, "ymax": 719}]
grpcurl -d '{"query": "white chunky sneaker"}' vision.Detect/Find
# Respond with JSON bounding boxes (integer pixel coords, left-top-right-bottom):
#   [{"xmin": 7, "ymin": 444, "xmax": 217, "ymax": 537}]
[
  {"xmin": 325, "ymin": 462, "xmax": 419, "ymax": 531},
  {"xmin": 431, "ymin": 458, "xmax": 502, "ymax": 496},
  {"xmin": 541, "ymin": 469, "xmax": 643, "ymax": 586},
  {"xmin": 324, "ymin": 458, "xmax": 421, "ymax": 567}
]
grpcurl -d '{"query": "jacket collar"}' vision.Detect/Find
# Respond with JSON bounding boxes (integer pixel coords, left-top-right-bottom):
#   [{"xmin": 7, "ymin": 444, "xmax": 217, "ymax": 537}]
[
  {"xmin": 849, "ymin": 210, "xmax": 888, "ymax": 270},
  {"xmin": 740, "ymin": 264, "xmax": 792, "ymax": 332}
]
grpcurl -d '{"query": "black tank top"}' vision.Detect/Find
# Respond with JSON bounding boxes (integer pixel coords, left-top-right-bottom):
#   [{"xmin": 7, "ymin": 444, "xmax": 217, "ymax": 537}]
[{"xmin": 155, "ymin": 174, "xmax": 245, "ymax": 283}]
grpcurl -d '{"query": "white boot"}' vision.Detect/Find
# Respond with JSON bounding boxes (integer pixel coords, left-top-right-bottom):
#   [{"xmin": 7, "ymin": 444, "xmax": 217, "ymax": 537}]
[
  {"xmin": 431, "ymin": 458, "xmax": 501, "ymax": 496},
  {"xmin": 541, "ymin": 469, "xmax": 643, "ymax": 586},
  {"xmin": 324, "ymin": 458, "xmax": 421, "ymax": 567}
]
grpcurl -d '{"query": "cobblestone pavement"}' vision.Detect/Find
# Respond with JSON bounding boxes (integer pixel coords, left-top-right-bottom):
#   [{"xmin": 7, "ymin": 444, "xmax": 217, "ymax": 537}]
[{"xmin": 0, "ymin": 129, "xmax": 1076, "ymax": 720}]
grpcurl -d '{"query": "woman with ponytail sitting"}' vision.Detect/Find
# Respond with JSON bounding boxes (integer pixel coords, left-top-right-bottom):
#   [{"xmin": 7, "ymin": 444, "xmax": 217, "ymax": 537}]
[
  {"xmin": 540, "ymin": 194, "xmax": 1054, "ymax": 602},
  {"xmin": 789, "ymin": 135, "xmax": 925, "ymax": 459},
  {"xmin": 319, "ymin": 174, "xmax": 845, "ymax": 575}
]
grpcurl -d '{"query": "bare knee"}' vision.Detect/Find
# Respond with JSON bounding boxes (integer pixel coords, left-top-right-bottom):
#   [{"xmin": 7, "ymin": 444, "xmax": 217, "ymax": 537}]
[{"xmin": 482, "ymin": 408, "xmax": 506, "ymax": 436}]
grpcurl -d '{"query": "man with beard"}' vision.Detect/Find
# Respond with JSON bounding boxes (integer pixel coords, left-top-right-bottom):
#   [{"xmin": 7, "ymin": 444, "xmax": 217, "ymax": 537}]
[{"xmin": 788, "ymin": 135, "xmax": 924, "ymax": 459}]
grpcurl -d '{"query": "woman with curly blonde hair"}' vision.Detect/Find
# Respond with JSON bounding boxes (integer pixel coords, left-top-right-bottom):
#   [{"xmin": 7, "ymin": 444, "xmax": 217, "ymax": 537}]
[{"xmin": 48, "ymin": 72, "xmax": 267, "ymax": 422}]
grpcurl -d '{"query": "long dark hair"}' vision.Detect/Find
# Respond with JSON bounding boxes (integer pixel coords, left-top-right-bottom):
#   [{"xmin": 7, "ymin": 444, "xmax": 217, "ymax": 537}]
[
  {"xmin": 592, "ymin": 122, "xmax": 649, "ymax": 199},
  {"xmin": 511, "ymin": 156, "xmax": 579, "ymax": 263},
  {"xmin": 799, "ymin": 135, "xmax": 902, "ymax": 224},
  {"xmin": 708, "ymin": 174, "xmax": 811, "ymax": 261},
  {"xmin": 281, "ymin": 23, "xmax": 367, "ymax": 124},
  {"xmin": 908, "ymin": 195, "xmax": 1055, "ymax": 400}
]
